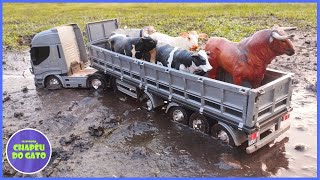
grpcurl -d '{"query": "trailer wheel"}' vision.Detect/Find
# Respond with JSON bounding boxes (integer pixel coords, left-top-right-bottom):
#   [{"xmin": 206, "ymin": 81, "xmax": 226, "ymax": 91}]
[
  {"xmin": 45, "ymin": 76, "xmax": 62, "ymax": 90},
  {"xmin": 169, "ymin": 106, "xmax": 190, "ymax": 125},
  {"xmin": 139, "ymin": 93, "xmax": 154, "ymax": 111},
  {"xmin": 140, "ymin": 93, "xmax": 164, "ymax": 112},
  {"xmin": 87, "ymin": 73, "xmax": 107, "ymax": 90},
  {"xmin": 109, "ymin": 77, "xmax": 118, "ymax": 92},
  {"xmin": 145, "ymin": 98, "xmax": 154, "ymax": 111},
  {"xmin": 211, "ymin": 124, "xmax": 235, "ymax": 147},
  {"xmin": 189, "ymin": 113, "xmax": 210, "ymax": 134}
]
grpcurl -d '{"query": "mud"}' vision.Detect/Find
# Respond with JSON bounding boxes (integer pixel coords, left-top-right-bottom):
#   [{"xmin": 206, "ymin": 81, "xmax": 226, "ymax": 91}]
[{"xmin": 2, "ymin": 30, "xmax": 317, "ymax": 177}]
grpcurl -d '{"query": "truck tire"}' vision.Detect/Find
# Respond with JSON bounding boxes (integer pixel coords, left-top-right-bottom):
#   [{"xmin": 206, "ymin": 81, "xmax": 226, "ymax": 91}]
[
  {"xmin": 189, "ymin": 113, "xmax": 210, "ymax": 134},
  {"xmin": 140, "ymin": 93, "xmax": 164, "ymax": 112},
  {"xmin": 145, "ymin": 98, "xmax": 154, "ymax": 111},
  {"xmin": 109, "ymin": 77, "xmax": 117, "ymax": 92},
  {"xmin": 140, "ymin": 94, "xmax": 154, "ymax": 111},
  {"xmin": 45, "ymin": 76, "xmax": 62, "ymax": 90},
  {"xmin": 87, "ymin": 73, "xmax": 107, "ymax": 90},
  {"xmin": 211, "ymin": 123, "xmax": 236, "ymax": 147},
  {"xmin": 169, "ymin": 106, "xmax": 190, "ymax": 125}
]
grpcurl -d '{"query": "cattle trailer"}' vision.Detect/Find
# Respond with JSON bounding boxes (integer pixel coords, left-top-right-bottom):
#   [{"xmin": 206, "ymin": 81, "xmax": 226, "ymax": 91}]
[{"xmin": 30, "ymin": 19, "xmax": 294, "ymax": 154}]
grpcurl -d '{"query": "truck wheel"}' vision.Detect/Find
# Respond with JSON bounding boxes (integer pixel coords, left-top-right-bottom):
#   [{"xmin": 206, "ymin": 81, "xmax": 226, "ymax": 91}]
[
  {"xmin": 45, "ymin": 76, "xmax": 62, "ymax": 90},
  {"xmin": 140, "ymin": 93, "xmax": 164, "ymax": 112},
  {"xmin": 169, "ymin": 106, "xmax": 190, "ymax": 125},
  {"xmin": 211, "ymin": 124, "xmax": 235, "ymax": 147},
  {"xmin": 139, "ymin": 93, "xmax": 154, "ymax": 111},
  {"xmin": 145, "ymin": 98, "xmax": 154, "ymax": 111},
  {"xmin": 109, "ymin": 77, "xmax": 117, "ymax": 92},
  {"xmin": 87, "ymin": 73, "xmax": 107, "ymax": 90},
  {"xmin": 189, "ymin": 113, "xmax": 210, "ymax": 134}
]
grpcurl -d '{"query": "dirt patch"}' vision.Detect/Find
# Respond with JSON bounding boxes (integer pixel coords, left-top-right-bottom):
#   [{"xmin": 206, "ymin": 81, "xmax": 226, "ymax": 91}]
[{"xmin": 17, "ymin": 34, "xmax": 35, "ymax": 47}]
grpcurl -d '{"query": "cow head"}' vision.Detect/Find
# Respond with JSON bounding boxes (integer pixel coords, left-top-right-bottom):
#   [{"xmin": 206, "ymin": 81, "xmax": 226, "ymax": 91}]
[
  {"xmin": 142, "ymin": 26, "xmax": 157, "ymax": 35},
  {"xmin": 135, "ymin": 36, "xmax": 158, "ymax": 52},
  {"xmin": 269, "ymin": 25, "xmax": 296, "ymax": 56},
  {"xmin": 180, "ymin": 31, "xmax": 208, "ymax": 51},
  {"xmin": 190, "ymin": 50, "xmax": 213, "ymax": 74}
]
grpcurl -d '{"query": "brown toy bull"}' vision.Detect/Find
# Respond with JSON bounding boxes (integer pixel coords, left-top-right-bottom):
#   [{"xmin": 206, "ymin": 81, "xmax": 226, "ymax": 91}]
[{"xmin": 205, "ymin": 25, "xmax": 296, "ymax": 88}]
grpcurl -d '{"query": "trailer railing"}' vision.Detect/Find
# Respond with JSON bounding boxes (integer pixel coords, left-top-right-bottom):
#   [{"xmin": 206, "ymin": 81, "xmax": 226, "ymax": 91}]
[{"xmin": 88, "ymin": 44, "xmax": 254, "ymax": 129}]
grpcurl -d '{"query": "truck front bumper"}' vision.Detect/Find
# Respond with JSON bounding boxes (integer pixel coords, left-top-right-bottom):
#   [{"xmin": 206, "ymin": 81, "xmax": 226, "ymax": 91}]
[{"xmin": 246, "ymin": 123, "xmax": 290, "ymax": 154}]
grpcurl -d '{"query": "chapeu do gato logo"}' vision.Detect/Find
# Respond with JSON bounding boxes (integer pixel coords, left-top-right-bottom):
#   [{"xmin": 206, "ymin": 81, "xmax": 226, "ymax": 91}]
[{"xmin": 6, "ymin": 128, "xmax": 52, "ymax": 174}]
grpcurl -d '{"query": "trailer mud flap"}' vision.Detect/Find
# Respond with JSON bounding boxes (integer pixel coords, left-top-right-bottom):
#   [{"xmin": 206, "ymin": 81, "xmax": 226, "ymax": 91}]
[{"xmin": 246, "ymin": 123, "xmax": 290, "ymax": 154}]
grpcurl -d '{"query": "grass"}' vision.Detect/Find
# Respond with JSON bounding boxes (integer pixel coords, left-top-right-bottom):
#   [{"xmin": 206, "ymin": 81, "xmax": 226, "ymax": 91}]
[{"xmin": 3, "ymin": 3, "xmax": 317, "ymax": 50}]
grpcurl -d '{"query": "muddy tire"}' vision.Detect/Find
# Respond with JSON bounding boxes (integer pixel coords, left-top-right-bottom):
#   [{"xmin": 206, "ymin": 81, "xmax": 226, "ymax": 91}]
[
  {"xmin": 211, "ymin": 123, "xmax": 236, "ymax": 147},
  {"xmin": 169, "ymin": 106, "xmax": 190, "ymax": 125},
  {"xmin": 140, "ymin": 93, "xmax": 159, "ymax": 111},
  {"xmin": 140, "ymin": 94, "xmax": 154, "ymax": 111},
  {"xmin": 189, "ymin": 113, "xmax": 210, "ymax": 134},
  {"xmin": 110, "ymin": 77, "xmax": 118, "ymax": 92},
  {"xmin": 45, "ymin": 75, "xmax": 62, "ymax": 90},
  {"xmin": 87, "ymin": 73, "xmax": 107, "ymax": 90},
  {"xmin": 146, "ymin": 98, "xmax": 154, "ymax": 111}
]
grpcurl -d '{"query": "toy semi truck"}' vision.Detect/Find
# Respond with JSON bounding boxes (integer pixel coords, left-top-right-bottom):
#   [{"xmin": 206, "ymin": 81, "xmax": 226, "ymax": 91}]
[
  {"xmin": 30, "ymin": 23, "xmax": 106, "ymax": 90},
  {"xmin": 30, "ymin": 19, "xmax": 293, "ymax": 153}
]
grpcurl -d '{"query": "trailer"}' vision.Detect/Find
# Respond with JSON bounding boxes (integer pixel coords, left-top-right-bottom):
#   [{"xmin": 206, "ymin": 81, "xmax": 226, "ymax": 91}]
[{"xmin": 30, "ymin": 19, "xmax": 294, "ymax": 154}]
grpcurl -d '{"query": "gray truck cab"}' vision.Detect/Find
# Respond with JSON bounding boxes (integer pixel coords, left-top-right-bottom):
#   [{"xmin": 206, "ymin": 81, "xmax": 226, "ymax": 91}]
[{"xmin": 30, "ymin": 24, "xmax": 101, "ymax": 89}]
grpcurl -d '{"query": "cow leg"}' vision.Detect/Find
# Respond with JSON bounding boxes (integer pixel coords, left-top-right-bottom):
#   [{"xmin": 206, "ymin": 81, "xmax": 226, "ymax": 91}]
[
  {"xmin": 252, "ymin": 81, "xmax": 262, "ymax": 89},
  {"xmin": 131, "ymin": 45, "xmax": 137, "ymax": 58},
  {"xmin": 207, "ymin": 68, "xmax": 218, "ymax": 79},
  {"xmin": 233, "ymin": 75, "xmax": 243, "ymax": 86},
  {"xmin": 143, "ymin": 52, "xmax": 151, "ymax": 62},
  {"xmin": 251, "ymin": 74, "xmax": 264, "ymax": 88},
  {"xmin": 124, "ymin": 49, "xmax": 132, "ymax": 57},
  {"xmin": 207, "ymin": 53, "xmax": 219, "ymax": 79},
  {"xmin": 110, "ymin": 41, "xmax": 115, "ymax": 51},
  {"xmin": 149, "ymin": 49, "xmax": 156, "ymax": 63},
  {"xmin": 207, "ymin": 58, "xmax": 219, "ymax": 79},
  {"xmin": 105, "ymin": 40, "xmax": 112, "ymax": 50}
]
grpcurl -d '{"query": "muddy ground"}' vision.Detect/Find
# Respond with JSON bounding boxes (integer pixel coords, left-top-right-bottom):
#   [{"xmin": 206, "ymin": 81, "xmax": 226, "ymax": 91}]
[{"xmin": 2, "ymin": 30, "xmax": 317, "ymax": 177}]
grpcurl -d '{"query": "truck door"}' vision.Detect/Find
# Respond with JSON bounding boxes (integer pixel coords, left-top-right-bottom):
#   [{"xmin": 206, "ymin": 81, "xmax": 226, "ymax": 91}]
[{"xmin": 85, "ymin": 19, "xmax": 119, "ymax": 43}]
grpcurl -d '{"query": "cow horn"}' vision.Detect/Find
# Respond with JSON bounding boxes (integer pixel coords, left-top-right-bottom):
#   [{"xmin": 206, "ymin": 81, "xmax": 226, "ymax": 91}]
[
  {"xmin": 281, "ymin": 27, "xmax": 297, "ymax": 31},
  {"xmin": 272, "ymin": 32, "xmax": 295, "ymax": 40}
]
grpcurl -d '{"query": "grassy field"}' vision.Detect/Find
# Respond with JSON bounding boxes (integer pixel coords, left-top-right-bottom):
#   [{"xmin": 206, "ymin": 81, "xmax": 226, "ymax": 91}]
[{"xmin": 3, "ymin": 3, "xmax": 317, "ymax": 50}]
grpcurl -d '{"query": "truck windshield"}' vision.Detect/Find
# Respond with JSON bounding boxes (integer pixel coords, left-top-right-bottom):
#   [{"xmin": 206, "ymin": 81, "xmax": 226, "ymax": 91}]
[{"xmin": 31, "ymin": 46, "xmax": 50, "ymax": 65}]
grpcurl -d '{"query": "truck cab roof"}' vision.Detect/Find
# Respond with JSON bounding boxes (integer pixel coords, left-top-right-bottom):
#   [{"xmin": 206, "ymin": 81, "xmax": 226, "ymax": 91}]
[{"xmin": 31, "ymin": 28, "xmax": 61, "ymax": 47}]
